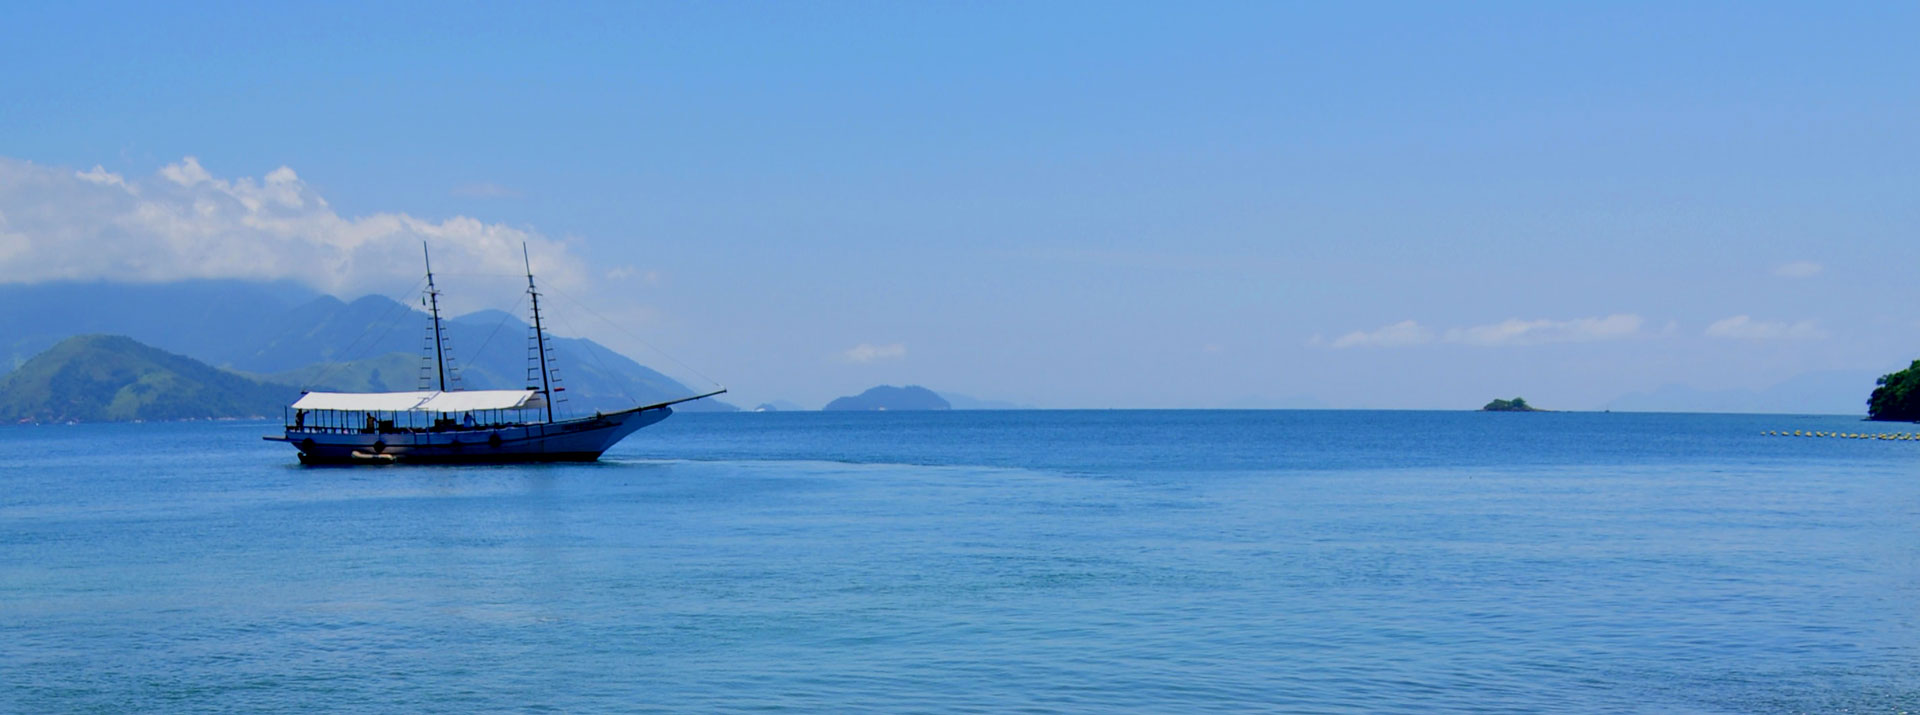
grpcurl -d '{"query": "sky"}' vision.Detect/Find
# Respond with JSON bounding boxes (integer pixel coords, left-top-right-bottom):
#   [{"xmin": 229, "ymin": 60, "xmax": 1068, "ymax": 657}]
[{"xmin": 1, "ymin": 2, "xmax": 1916, "ymax": 410}]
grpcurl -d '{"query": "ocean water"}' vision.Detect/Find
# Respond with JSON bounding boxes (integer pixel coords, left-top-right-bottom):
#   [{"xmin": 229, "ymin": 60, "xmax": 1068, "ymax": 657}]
[{"xmin": 3, "ymin": 410, "xmax": 1918, "ymax": 713}]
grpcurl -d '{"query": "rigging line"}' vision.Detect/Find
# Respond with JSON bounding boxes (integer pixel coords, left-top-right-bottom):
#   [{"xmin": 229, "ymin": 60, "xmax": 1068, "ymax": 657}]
[
  {"xmin": 541, "ymin": 282, "xmax": 726, "ymax": 391},
  {"xmin": 301, "ymin": 277, "xmax": 429, "ymax": 391},
  {"xmin": 550, "ymin": 312, "xmax": 641, "ymax": 406},
  {"xmin": 462, "ymin": 292, "xmax": 529, "ymax": 377}
]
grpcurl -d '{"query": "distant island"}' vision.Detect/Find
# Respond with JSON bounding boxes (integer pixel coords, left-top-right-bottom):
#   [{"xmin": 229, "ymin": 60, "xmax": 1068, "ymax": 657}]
[
  {"xmin": 1481, "ymin": 397, "xmax": 1543, "ymax": 412},
  {"xmin": 823, "ymin": 385, "xmax": 951, "ymax": 411},
  {"xmin": 1868, "ymin": 360, "xmax": 1920, "ymax": 422}
]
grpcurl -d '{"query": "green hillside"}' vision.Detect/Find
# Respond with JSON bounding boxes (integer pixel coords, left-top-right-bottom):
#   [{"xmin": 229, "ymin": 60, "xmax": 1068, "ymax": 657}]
[{"xmin": 0, "ymin": 335, "xmax": 297, "ymax": 423}]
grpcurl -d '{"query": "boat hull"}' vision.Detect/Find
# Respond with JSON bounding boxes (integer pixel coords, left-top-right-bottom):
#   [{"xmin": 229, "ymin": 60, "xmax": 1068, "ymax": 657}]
[{"xmin": 267, "ymin": 406, "xmax": 673, "ymax": 465}]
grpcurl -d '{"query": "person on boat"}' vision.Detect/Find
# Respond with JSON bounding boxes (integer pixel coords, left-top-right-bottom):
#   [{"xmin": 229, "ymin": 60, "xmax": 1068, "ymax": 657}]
[
  {"xmin": 294, "ymin": 410, "xmax": 306, "ymax": 429},
  {"xmin": 463, "ymin": 412, "xmax": 478, "ymax": 429}
]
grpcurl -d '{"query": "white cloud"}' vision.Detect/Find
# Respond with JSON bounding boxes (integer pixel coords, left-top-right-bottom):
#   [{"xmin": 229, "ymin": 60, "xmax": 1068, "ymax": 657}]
[
  {"xmin": 0, "ymin": 211, "xmax": 27, "ymax": 262},
  {"xmin": 1443, "ymin": 314, "xmax": 1643, "ymax": 346},
  {"xmin": 1773, "ymin": 261, "xmax": 1822, "ymax": 278},
  {"xmin": 844, "ymin": 343, "xmax": 906, "ymax": 362},
  {"xmin": 1326, "ymin": 320, "xmax": 1434, "ymax": 349},
  {"xmin": 159, "ymin": 156, "xmax": 214, "ymax": 186},
  {"xmin": 75, "ymin": 165, "xmax": 127, "ymax": 188},
  {"xmin": 1318, "ymin": 314, "xmax": 1646, "ymax": 349},
  {"xmin": 1704, "ymin": 315, "xmax": 1825, "ymax": 340},
  {"xmin": 0, "ymin": 156, "xmax": 586, "ymax": 298}
]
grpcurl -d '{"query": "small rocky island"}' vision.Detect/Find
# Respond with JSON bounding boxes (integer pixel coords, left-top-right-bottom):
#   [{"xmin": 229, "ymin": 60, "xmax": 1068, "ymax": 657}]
[
  {"xmin": 823, "ymin": 385, "xmax": 951, "ymax": 411},
  {"xmin": 1481, "ymin": 397, "xmax": 1542, "ymax": 412}
]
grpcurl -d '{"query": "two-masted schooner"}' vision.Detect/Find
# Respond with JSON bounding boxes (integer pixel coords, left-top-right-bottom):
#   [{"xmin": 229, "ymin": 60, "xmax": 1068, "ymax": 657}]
[{"xmin": 264, "ymin": 246, "xmax": 723, "ymax": 464}]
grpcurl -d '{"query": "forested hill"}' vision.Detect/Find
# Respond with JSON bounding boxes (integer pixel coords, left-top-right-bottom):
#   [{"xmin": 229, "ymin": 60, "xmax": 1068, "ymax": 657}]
[
  {"xmin": 0, "ymin": 335, "xmax": 296, "ymax": 423},
  {"xmin": 1868, "ymin": 360, "xmax": 1920, "ymax": 422}
]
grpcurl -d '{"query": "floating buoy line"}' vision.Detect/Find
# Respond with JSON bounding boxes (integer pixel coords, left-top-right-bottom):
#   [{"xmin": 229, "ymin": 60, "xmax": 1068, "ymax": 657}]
[{"xmin": 1764, "ymin": 430, "xmax": 1920, "ymax": 440}]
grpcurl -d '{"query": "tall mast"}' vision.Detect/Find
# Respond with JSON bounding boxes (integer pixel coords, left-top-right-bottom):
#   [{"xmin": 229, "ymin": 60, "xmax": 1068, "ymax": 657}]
[
  {"xmin": 524, "ymin": 243, "xmax": 555, "ymax": 423},
  {"xmin": 423, "ymin": 243, "xmax": 448, "ymax": 392}
]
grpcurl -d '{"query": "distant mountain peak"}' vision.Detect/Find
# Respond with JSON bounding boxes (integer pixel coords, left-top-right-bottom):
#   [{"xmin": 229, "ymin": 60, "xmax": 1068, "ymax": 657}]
[{"xmin": 451, "ymin": 308, "xmax": 526, "ymax": 327}]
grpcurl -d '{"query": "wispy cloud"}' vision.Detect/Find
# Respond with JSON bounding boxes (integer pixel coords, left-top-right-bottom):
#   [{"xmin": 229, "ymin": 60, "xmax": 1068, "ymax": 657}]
[
  {"xmin": 843, "ymin": 343, "xmax": 906, "ymax": 362},
  {"xmin": 1443, "ymin": 314, "xmax": 1643, "ymax": 346},
  {"xmin": 450, "ymin": 181, "xmax": 523, "ymax": 199},
  {"xmin": 605, "ymin": 265, "xmax": 661, "ymax": 284},
  {"xmin": 0, "ymin": 156, "xmax": 586, "ymax": 297},
  {"xmin": 1322, "ymin": 320, "xmax": 1435, "ymax": 349},
  {"xmin": 1318, "ymin": 314, "xmax": 1645, "ymax": 349},
  {"xmin": 1773, "ymin": 261, "xmax": 1822, "ymax": 278},
  {"xmin": 74, "ymin": 165, "xmax": 127, "ymax": 188},
  {"xmin": 1704, "ymin": 315, "xmax": 1825, "ymax": 340}
]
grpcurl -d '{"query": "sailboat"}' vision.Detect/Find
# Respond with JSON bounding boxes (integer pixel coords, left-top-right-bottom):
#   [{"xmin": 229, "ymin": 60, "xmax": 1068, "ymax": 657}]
[{"xmin": 264, "ymin": 245, "xmax": 724, "ymax": 464}]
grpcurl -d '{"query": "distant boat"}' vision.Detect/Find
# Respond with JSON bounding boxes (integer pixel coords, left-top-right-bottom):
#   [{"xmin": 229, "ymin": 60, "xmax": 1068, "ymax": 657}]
[{"xmin": 264, "ymin": 245, "xmax": 723, "ymax": 464}]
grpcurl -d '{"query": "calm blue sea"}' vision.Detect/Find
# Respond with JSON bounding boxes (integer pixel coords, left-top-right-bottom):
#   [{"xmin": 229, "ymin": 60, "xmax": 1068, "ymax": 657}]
[{"xmin": 4, "ymin": 410, "xmax": 1918, "ymax": 713}]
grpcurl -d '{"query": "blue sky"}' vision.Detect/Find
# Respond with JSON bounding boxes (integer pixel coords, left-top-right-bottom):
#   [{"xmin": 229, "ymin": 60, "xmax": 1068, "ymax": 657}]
[{"xmin": 2, "ymin": 2, "xmax": 1915, "ymax": 410}]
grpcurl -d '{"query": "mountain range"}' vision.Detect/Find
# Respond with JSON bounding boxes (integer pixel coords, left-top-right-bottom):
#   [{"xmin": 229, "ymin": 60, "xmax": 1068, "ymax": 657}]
[{"xmin": 0, "ymin": 280, "xmax": 735, "ymax": 417}]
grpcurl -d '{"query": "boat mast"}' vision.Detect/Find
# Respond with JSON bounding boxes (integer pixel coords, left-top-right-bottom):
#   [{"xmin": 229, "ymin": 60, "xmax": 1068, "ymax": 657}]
[
  {"xmin": 423, "ymin": 243, "xmax": 448, "ymax": 392},
  {"xmin": 524, "ymin": 244, "xmax": 555, "ymax": 423}
]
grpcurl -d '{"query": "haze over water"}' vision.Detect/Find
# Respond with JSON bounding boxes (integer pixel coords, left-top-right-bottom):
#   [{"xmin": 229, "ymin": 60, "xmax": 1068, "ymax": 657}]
[{"xmin": 5, "ymin": 410, "xmax": 1917, "ymax": 712}]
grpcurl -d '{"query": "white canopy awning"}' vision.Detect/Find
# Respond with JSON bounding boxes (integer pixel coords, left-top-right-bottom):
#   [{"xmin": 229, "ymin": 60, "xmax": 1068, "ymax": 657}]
[
  {"xmin": 292, "ymin": 390, "xmax": 546, "ymax": 413},
  {"xmin": 291, "ymin": 391, "xmax": 434, "ymax": 412},
  {"xmin": 417, "ymin": 390, "xmax": 547, "ymax": 412}
]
